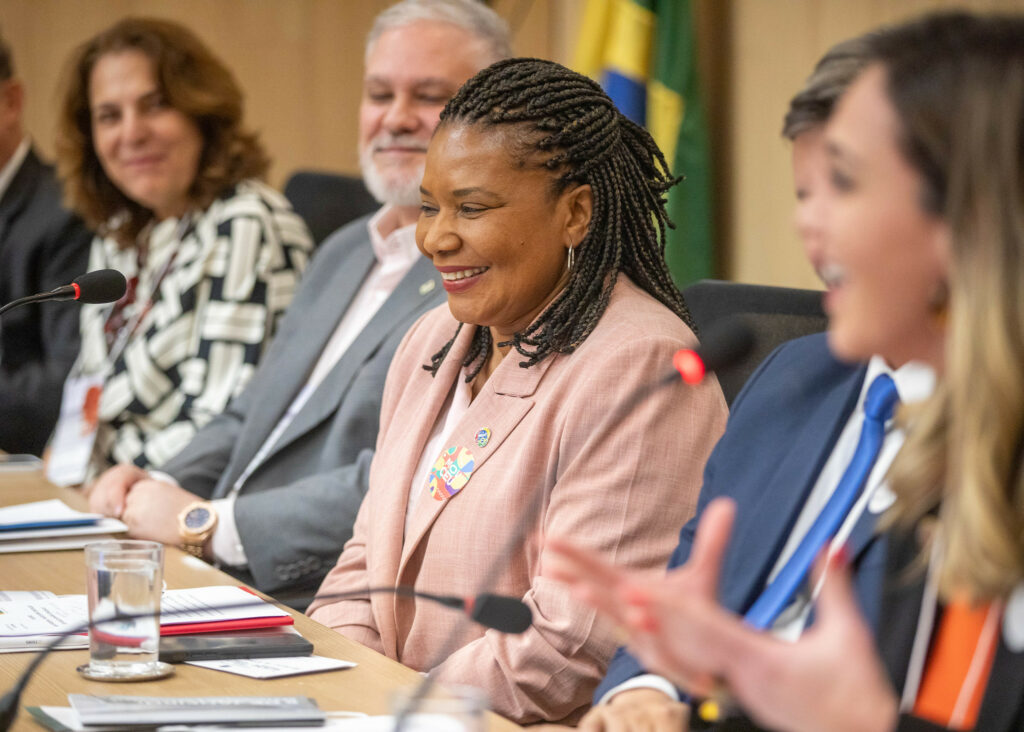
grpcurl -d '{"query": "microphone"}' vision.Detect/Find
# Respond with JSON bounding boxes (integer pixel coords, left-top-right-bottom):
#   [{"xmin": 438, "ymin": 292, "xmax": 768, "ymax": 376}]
[
  {"xmin": 0, "ymin": 269, "xmax": 127, "ymax": 317},
  {"xmin": 612, "ymin": 317, "xmax": 756, "ymax": 424},
  {"xmin": 338, "ymin": 587, "xmax": 532, "ymax": 634},
  {"xmin": 673, "ymin": 316, "xmax": 755, "ymax": 385},
  {"xmin": 0, "ymin": 586, "xmax": 530, "ymax": 731}
]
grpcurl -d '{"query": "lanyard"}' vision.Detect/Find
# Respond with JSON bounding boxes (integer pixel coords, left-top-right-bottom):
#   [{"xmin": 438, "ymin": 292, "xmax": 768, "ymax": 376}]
[
  {"xmin": 900, "ymin": 530, "xmax": 1002, "ymax": 726},
  {"xmin": 101, "ymin": 213, "xmax": 194, "ymax": 371}
]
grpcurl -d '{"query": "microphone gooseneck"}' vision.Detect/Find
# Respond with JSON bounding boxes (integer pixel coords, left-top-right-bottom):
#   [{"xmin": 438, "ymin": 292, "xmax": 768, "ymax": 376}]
[{"xmin": 0, "ymin": 586, "xmax": 530, "ymax": 731}]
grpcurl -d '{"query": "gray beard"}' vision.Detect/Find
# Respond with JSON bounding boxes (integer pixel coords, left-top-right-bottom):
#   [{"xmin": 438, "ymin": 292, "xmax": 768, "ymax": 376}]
[{"xmin": 359, "ymin": 147, "xmax": 424, "ymax": 207}]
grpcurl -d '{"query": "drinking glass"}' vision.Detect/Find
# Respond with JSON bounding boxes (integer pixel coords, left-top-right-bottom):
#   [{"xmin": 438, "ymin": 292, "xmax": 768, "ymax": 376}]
[
  {"xmin": 390, "ymin": 684, "xmax": 487, "ymax": 732},
  {"xmin": 82, "ymin": 540, "xmax": 168, "ymax": 680}
]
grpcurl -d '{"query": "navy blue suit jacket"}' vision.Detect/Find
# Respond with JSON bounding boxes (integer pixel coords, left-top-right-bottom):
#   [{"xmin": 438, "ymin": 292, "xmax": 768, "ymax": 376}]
[{"xmin": 596, "ymin": 333, "xmax": 887, "ymax": 699}]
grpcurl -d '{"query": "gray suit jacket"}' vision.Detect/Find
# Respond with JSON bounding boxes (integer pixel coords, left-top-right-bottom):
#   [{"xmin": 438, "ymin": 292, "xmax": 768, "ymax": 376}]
[
  {"xmin": 160, "ymin": 214, "xmax": 445, "ymax": 597},
  {"xmin": 0, "ymin": 147, "xmax": 92, "ymax": 455}
]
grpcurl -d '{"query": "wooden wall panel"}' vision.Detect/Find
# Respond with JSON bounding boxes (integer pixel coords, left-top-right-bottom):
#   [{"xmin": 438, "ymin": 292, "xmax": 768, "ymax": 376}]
[
  {"xmin": 2, "ymin": 0, "xmax": 1022, "ymax": 287},
  {"xmin": 0, "ymin": 0, "xmax": 566, "ymax": 188},
  {"xmin": 726, "ymin": 0, "xmax": 1024, "ymax": 288}
]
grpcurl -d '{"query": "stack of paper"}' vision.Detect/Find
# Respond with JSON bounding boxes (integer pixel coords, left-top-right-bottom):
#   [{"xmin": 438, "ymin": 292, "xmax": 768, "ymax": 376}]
[
  {"xmin": 67, "ymin": 694, "xmax": 326, "ymax": 727},
  {"xmin": 0, "ymin": 499, "xmax": 127, "ymax": 553},
  {"xmin": 0, "ymin": 586, "xmax": 293, "ymax": 652}
]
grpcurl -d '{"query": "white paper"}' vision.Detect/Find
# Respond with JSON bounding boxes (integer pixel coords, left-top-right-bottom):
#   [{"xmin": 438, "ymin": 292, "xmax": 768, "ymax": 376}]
[
  {"xmin": 0, "ymin": 499, "xmax": 102, "ymax": 528},
  {"xmin": 0, "ymin": 590, "xmax": 56, "ymax": 602},
  {"xmin": 159, "ymin": 586, "xmax": 292, "ymax": 625},
  {"xmin": 0, "ymin": 532, "xmax": 126, "ymax": 554},
  {"xmin": 186, "ymin": 654, "xmax": 356, "ymax": 679},
  {"xmin": 0, "ymin": 634, "xmax": 88, "ymax": 653},
  {"xmin": 0, "ymin": 586, "xmax": 290, "ymax": 638},
  {"xmin": 0, "ymin": 594, "xmax": 86, "ymax": 635},
  {"xmin": 35, "ymin": 707, "xmax": 370, "ymax": 732}
]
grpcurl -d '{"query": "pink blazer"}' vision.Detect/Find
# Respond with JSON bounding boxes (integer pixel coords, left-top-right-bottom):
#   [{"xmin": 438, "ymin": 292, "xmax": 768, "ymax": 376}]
[{"xmin": 309, "ymin": 277, "xmax": 728, "ymax": 723}]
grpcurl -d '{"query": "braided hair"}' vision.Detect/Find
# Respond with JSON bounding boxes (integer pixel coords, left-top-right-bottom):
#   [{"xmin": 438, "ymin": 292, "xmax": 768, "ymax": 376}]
[{"xmin": 426, "ymin": 57, "xmax": 697, "ymax": 381}]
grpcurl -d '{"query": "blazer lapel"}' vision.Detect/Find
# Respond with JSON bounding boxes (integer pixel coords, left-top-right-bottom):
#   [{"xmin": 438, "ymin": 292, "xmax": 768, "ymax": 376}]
[
  {"xmin": 267, "ymin": 258, "xmax": 440, "ymax": 459},
  {"xmin": 721, "ymin": 367, "xmax": 866, "ymax": 613},
  {"xmin": 397, "ymin": 345, "xmax": 558, "ymax": 576},
  {"xmin": 362, "ymin": 321, "xmax": 475, "ymax": 651},
  {"xmin": 217, "ymin": 241, "xmax": 376, "ymax": 493}
]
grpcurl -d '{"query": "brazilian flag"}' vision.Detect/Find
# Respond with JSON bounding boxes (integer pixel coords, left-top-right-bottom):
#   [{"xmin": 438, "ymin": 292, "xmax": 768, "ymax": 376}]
[{"xmin": 574, "ymin": 0, "xmax": 714, "ymax": 286}]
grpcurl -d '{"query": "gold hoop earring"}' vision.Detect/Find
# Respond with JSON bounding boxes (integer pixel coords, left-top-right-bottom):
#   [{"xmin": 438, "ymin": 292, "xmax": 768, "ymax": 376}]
[
  {"xmin": 928, "ymin": 280, "xmax": 949, "ymax": 327},
  {"xmin": 566, "ymin": 246, "xmax": 575, "ymax": 272}
]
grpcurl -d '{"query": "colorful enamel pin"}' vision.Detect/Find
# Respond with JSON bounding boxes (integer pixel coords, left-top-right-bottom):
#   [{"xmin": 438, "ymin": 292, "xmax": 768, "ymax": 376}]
[
  {"xmin": 475, "ymin": 428, "xmax": 491, "ymax": 448},
  {"xmin": 427, "ymin": 445, "xmax": 475, "ymax": 501}
]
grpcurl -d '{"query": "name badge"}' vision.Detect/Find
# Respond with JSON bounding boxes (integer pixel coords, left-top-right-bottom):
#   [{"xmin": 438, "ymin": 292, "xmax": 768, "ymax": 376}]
[{"xmin": 46, "ymin": 373, "xmax": 105, "ymax": 487}]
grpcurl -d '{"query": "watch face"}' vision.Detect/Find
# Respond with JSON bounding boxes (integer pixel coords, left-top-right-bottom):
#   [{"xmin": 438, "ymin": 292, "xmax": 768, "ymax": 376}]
[{"xmin": 184, "ymin": 507, "xmax": 211, "ymax": 530}]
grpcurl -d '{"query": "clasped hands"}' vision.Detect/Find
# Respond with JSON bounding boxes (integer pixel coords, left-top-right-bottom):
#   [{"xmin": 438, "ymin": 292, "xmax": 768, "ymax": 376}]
[
  {"xmin": 546, "ymin": 498, "xmax": 900, "ymax": 732},
  {"xmin": 84, "ymin": 464, "xmax": 200, "ymax": 546}
]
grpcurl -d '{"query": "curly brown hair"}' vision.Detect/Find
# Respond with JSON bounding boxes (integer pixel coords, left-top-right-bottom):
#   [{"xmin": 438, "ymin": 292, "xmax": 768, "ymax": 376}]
[{"xmin": 56, "ymin": 17, "xmax": 269, "ymax": 247}]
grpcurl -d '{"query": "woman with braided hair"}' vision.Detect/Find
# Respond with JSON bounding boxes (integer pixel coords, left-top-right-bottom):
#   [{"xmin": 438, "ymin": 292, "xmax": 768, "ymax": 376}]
[{"xmin": 309, "ymin": 58, "xmax": 728, "ymax": 723}]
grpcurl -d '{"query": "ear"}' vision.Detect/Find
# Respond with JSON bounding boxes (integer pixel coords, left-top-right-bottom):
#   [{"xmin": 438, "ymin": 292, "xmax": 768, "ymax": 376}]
[
  {"xmin": 0, "ymin": 80, "xmax": 23, "ymax": 139},
  {"xmin": 561, "ymin": 183, "xmax": 593, "ymax": 251},
  {"xmin": 0, "ymin": 79, "xmax": 24, "ymax": 117},
  {"xmin": 926, "ymin": 218, "xmax": 953, "ymax": 291}
]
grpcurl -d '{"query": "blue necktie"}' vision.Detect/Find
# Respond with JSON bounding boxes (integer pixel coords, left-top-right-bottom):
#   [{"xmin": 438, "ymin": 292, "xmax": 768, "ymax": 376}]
[{"xmin": 744, "ymin": 372, "xmax": 901, "ymax": 631}]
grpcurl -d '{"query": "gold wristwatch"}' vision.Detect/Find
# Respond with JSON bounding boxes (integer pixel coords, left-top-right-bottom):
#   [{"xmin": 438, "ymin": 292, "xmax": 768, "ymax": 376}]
[{"xmin": 178, "ymin": 501, "xmax": 218, "ymax": 559}]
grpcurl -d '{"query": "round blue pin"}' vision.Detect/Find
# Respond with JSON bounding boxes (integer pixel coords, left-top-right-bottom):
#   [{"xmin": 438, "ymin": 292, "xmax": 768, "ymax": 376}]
[{"xmin": 475, "ymin": 428, "xmax": 491, "ymax": 448}]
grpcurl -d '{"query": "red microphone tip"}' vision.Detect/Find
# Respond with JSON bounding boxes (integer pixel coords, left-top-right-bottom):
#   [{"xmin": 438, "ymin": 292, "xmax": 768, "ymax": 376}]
[
  {"xmin": 673, "ymin": 349, "xmax": 706, "ymax": 385},
  {"xmin": 71, "ymin": 282, "xmax": 81, "ymax": 301}
]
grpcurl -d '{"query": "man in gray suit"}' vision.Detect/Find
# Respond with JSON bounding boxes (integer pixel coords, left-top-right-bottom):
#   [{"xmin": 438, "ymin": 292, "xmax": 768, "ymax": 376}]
[
  {"xmin": 0, "ymin": 30, "xmax": 91, "ymax": 456},
  {"xmin": 87, "ymin": 0, "xmax": 512, "ymax": 602}
]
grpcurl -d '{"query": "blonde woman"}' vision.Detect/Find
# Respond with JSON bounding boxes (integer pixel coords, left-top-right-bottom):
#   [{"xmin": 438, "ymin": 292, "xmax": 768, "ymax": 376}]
[{"xmin": 550, "ymin": 11, "xmax": 1024, "ymax": 732}]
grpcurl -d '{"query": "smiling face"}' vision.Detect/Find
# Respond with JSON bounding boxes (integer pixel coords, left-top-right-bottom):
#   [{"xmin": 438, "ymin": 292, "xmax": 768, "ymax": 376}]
[
  {"xmin": 89, "ymin": 49, "xmax": 202, "ymax": 221},
  {"xmin": 822, "ymin": 65, "xmax": 949, "ymax": 368},
  {"xmin": 417, "ymin": 123, "xmax": 591, "ymax": 343},
  {"xmin": 359, "ymin": 21, "xmax": 491, "ymax": 209},
  {"xmin": 791, "ymin": 125, "xmax": 834, "ymax": 289}
]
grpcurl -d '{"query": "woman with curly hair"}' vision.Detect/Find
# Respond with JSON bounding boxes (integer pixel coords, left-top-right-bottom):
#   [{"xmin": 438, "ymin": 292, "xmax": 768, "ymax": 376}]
[{"xmin": 50, "ymin": 18, "xmax": 311, "ymax": 483}]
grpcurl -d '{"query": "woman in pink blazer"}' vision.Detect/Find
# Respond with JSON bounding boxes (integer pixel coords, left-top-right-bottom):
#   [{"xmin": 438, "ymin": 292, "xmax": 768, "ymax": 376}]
[{"xmin": 308, "ymin": 58, "xmax": 728, "ymax": 724}]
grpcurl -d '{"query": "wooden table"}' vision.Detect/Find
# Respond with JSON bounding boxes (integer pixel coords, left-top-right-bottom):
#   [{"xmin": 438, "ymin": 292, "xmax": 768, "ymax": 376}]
[{"xmin": 0, "ymin": 470, "xmax": 521, "ymax": 731}]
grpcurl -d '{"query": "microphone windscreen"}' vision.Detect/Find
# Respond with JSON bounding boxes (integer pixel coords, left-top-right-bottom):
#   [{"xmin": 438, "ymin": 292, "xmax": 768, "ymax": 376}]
[
  {"xmin": 73, "ymin": 269, "xmax": 127, "ymax": 304},
  {"xmin": 470, "ymin": 594, "xmax": 532, "ymax": 634},
  {"xmin": 687, "ymin": 317, "xmax": 755, "ymax": 376}
]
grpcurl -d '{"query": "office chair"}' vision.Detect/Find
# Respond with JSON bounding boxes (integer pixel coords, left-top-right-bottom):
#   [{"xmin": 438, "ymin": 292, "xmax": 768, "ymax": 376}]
[
  {"xmin": 682, "ymin": 279, "xmax": 828, "ymax": 406},
  {"xmin": 283, "ymin": 170, "xmax": 379, "ymax": 246}
]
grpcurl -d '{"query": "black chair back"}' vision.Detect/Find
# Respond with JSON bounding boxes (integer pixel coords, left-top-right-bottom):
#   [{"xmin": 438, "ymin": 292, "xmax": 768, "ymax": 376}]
[
  {"xmin": 283, "ymin": 171, "xmax": 379, "ymax": 246},
  {"xmin": 682, "ymin": 279, "xmax": 828, "ymax": 406}
]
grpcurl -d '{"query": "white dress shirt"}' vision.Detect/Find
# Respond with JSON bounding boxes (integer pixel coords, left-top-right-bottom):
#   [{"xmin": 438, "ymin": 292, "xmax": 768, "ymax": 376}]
[
  {"xmin": 601, "ymin": 355, "xmax": 936, "ymax": 704},
  {"xmin": 403, "ymin": 371, "xmax": 473, "ymax": 537}
]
